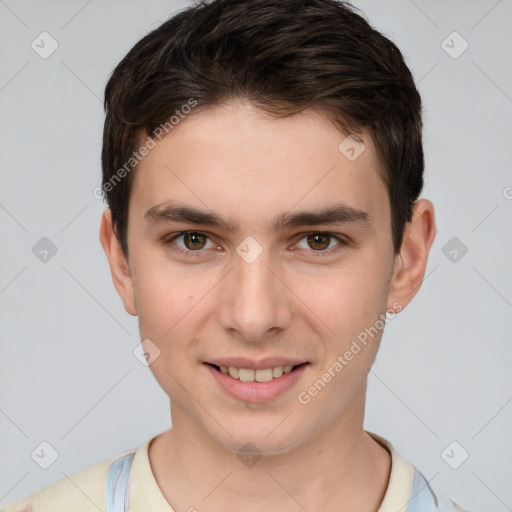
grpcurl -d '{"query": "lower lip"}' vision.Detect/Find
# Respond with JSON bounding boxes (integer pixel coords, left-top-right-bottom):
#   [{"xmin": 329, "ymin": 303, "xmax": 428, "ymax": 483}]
[{"xmin": 205, "ymin": 363, "xmax": 309, "ymax": 403}]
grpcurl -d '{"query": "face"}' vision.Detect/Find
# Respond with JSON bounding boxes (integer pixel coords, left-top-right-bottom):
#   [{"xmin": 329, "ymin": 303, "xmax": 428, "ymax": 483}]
[{"xmin": 109, "ymin": 100, "xmax": 408, "ymax": 455}]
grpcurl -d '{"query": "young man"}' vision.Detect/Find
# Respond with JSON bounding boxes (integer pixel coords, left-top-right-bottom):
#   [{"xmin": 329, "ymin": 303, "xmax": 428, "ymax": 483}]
[{"xmin": 3, "ymin": 0, "xmax": 473, "ymax": 511}]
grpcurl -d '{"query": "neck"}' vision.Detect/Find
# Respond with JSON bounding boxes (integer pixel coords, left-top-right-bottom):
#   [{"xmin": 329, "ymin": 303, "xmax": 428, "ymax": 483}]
[{"xmin": 149, "ymin": 393, "xmax": 391, "ymax": 512}]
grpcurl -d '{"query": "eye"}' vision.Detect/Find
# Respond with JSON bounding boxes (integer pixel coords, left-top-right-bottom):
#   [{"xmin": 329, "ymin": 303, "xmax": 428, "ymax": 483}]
[
  {"xmin": 165, "ymin": 231, "xmax": 218, "ymax": 256},
  {"xmin": 294, "ymin": 232, "xmax": 347, "ymax": 255},
  {"xmin": 163, "ymin": 231, "xmax": 348, "ymax": 259}
]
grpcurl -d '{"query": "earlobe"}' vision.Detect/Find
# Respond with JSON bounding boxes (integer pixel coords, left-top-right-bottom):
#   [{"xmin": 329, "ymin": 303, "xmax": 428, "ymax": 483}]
[
  {"xmin": 386, "ymin": 199, "xmax": 436, "ymax": 312},
  {"xmin": 99, "ymin": 209, "xmax": 137, "ymax": 316}
]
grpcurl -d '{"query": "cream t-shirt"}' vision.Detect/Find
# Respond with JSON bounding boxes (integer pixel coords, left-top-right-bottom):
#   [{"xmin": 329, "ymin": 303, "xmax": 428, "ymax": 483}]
[{"xmin": 1, "ymin": 431, "xmax": 471, "ymax": 512}]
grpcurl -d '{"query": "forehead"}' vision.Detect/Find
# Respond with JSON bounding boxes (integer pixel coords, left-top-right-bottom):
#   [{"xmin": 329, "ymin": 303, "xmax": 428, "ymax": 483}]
[{"xmin": 130, "ymin": 100, "xmax": 388, "ymax": 230}]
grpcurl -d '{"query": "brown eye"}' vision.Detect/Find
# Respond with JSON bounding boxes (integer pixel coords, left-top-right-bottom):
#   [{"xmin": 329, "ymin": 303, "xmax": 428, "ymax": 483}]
[
  {"xmin": 293, "ymin": 232, "xmax": 347, "ymax": 257},
  {"xmin": 306, "ymin": 233, "xmax": 331, "ymax": 250},
  {"xmin": 183, "ymin": 232, "xmax": 207, "ymax": 250},
  {"xmin": 164, "ymin": 231, "xmax": 219, "ymax": 259}
]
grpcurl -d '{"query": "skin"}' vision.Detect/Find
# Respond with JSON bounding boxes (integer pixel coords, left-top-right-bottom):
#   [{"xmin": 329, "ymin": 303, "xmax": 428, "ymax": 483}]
[{"xmin": 100, "ymin": 99, "xmax": 436, "ymax": 512}]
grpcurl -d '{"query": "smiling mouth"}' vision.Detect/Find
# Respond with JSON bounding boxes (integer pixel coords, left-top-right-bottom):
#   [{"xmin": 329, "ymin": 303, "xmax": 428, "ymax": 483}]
[{"xmin": 206, "ymin": 363, "xmax": 308, "ymax": 383}]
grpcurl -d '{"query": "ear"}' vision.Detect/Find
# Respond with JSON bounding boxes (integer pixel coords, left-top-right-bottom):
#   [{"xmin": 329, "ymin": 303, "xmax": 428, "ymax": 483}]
[
  {"xmin": 99, "ymin": 209, "xmax": 137, "ymax": 316},
  {"xmin": 386, "ymin": 198, "xmax": 436, "ymax": 313}
]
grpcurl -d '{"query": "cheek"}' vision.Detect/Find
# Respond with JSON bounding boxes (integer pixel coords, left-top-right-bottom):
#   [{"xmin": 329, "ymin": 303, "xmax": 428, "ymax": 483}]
[
  {"xmin": 293, "ymin": 257, "xmax": 391, "ymax": 340},
  {"xmin": 132, "ymin": 265, "xmax": 205, "ymax": 395},
  {"xmin": 131, "ymin": 259, "xmax": 218, "ymax": 386},
  {"xmin": 293, "ymin": 267, "xmax": 389, "ymax": 417},
  {"xmin": 132, "ymin": 252, "xmax": 203, "ymax": 332}
]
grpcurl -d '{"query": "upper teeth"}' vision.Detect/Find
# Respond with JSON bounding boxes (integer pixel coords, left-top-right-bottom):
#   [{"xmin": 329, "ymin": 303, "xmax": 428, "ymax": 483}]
[{"xmin": 219, "ymin": 365, "xmax": 295, "ymax": 382}]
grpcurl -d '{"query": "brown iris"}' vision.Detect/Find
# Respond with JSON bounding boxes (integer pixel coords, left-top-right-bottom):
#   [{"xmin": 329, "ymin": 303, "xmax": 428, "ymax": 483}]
[
  {"xmin": 183, "ymin": 232, "xmax": 207, "ymax": 250},
  {"xmin": 307, "ymin": 233, "xmax": 330, "ymax": 250}
]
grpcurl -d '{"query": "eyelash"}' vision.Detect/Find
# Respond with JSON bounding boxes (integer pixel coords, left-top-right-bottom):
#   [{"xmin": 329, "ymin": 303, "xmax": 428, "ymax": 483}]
[{"xmin": 163, "ymin": 231, "xmax": 349, "ymax": 259}]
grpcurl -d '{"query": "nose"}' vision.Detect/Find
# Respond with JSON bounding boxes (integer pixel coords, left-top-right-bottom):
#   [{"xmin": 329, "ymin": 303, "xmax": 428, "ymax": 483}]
[{"xmin": 218, "ymin": 247, "xmax": 292, "ymax": 343}]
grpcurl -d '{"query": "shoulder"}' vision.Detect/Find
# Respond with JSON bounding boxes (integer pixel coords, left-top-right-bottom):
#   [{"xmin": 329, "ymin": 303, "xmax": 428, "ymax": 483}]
[
  {"xmin": 1, "ymin": 447, "xmax": 137, "ymax": 512},
  {"xmin": 367, "ymin": 431, "xmax": 478, "ymax": 512},
  {"xmin": 437, "ymin": 494, "xmax": 478, "ymax": 512}
]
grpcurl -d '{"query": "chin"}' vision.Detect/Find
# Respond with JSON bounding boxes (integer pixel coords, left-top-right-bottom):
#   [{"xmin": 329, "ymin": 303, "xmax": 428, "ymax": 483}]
[{"xmin": 207, "ymin": 418, "xmax": 310, "ymax": 458}]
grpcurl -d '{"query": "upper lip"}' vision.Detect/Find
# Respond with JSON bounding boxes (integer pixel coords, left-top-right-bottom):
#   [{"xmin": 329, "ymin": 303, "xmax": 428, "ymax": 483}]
[{"xmin": 205, "ymin": 357, "xmax": 308, "ymax": 370}]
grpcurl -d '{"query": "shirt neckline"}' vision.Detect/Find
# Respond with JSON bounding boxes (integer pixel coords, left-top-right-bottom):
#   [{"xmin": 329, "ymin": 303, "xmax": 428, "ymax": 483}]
[{"xmin": 366, "ymin": 431, "xmax": 415, "ymax": 512}]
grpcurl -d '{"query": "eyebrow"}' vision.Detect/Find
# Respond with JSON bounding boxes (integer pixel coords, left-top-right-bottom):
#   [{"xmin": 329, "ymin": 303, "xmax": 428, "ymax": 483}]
[{"xmin": 144, "ymin": 202, "xmax": 371, "ymax": 232}]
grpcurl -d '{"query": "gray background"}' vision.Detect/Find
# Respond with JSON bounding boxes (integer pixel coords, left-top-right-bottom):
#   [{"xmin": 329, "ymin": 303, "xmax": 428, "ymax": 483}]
[{"xmin": 1, "ymin": 0, "xmax": 511, "ymax": 510}]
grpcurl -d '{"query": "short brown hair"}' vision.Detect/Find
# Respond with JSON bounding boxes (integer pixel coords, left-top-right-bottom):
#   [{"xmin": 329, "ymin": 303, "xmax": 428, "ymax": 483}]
[{"xmin": 102, "ymin": 0, "xmax": 424, "ymax": 258}]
